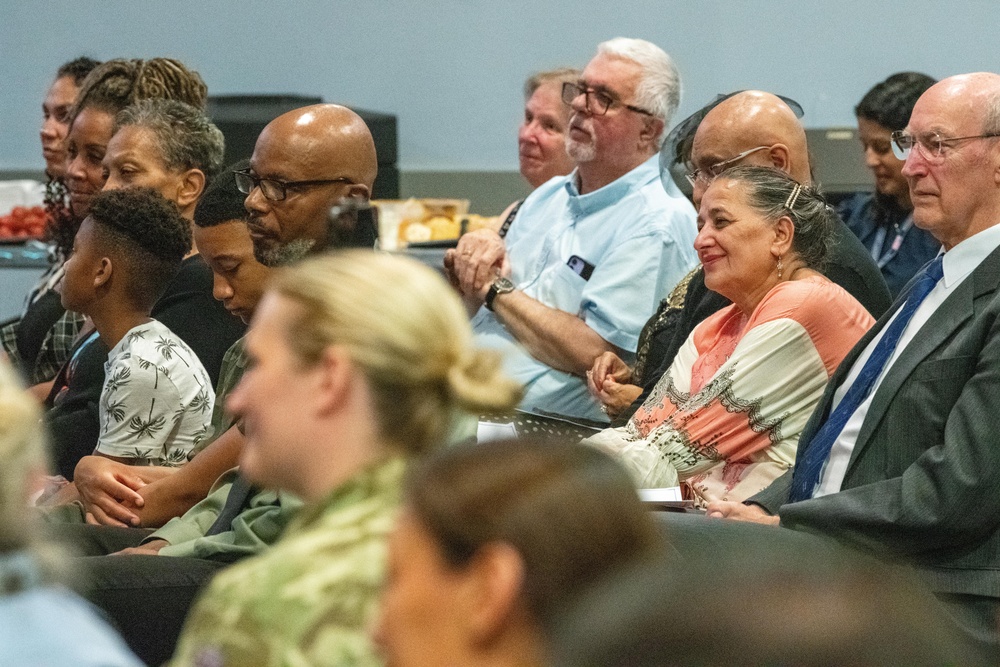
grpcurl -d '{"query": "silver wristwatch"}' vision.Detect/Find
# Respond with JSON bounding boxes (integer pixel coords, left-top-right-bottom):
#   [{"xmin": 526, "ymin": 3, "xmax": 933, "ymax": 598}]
[{"xmin": 485, "ymin": 276, "xmax": 516, "ymax": 311}]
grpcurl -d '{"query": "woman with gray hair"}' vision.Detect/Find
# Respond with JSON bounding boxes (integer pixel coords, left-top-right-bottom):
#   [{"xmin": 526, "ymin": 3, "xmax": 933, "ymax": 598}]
[
  {"xmin": 0, "ymin": 360, "xmax": 141, "ymax": 665},
  {"xmin": 586, "ymin": 166, "xmax": 874, "ymax": 504}
]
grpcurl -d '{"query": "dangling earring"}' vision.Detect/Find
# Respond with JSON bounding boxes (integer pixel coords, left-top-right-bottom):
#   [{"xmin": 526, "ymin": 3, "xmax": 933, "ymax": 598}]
[{"xmin": 776, "ymin": 256, "xmax": 784, "ymax": 279}]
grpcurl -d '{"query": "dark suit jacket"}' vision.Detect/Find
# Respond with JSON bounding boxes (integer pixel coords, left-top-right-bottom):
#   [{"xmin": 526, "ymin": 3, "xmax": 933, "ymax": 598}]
[{"xmin": 753, "ymin": 243, "xmax": 1000, "ymax": 598}]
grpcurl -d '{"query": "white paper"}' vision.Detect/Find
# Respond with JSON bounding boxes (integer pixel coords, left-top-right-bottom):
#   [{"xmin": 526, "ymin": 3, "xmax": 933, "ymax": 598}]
[
  {"xmin": 637, "ymin": 487, "xmax": 684, "ymax": 503},
  {"xmin": 477, "ymin": 421, "xmax": 518, "ymax": 444}
]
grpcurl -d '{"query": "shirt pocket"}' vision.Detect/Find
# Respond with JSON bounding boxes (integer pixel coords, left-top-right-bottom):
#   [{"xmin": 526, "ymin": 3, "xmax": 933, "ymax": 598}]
[
  {"xmin": 538, "ymin": 262, "xmax": 589, "ymax": 316},
  {"xmin": 906, "ymin": 355, "xmax": 976, "ymax": 383}
]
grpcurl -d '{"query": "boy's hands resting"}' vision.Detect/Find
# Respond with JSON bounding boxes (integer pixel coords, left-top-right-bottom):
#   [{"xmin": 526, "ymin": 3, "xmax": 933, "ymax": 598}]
[{"xmin": 73, "ymin": 455, "xmax": 147, "ymax": 527}]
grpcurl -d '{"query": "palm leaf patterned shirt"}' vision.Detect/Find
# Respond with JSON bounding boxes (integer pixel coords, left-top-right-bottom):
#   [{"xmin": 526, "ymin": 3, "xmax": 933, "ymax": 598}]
[{"xmin": 97, "ymin": 320, "xmax": 214, "ymax": 465}]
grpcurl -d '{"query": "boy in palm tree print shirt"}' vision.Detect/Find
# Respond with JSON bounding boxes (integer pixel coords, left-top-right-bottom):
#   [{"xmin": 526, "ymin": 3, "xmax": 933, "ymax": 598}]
[
  {"xmin": 99, "ymin": 323, "xmax": 213, "ymax": 464},
  {"xmin": 60, "ymin": 188, "xmax": 214, "ymax": 466}
]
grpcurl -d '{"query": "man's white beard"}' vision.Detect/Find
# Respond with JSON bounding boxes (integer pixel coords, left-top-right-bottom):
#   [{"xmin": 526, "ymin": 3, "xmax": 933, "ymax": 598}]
[
  {"xmin": 566, "ymin": 132, "xmax": 597, "ymax": 163},
  {"xmin": 566, "ymin": 118, "xmax": 597, "ymax": 163},
  {"xmin": 566, "ymin": 137, "xmax": 596, "ymax": 163}
]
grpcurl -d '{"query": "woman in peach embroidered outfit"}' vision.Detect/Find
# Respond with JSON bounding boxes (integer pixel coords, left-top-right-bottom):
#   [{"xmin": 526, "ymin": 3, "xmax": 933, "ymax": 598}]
[{"xmin": 585, "ymin": 166, "xmax": 874, "ymax": 505}]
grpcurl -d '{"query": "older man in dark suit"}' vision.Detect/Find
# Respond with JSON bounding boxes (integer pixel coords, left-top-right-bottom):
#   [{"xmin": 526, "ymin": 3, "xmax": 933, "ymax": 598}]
[{"xmin": 708, "ymin": 72, "xmax": 1000, "ymax": 653}]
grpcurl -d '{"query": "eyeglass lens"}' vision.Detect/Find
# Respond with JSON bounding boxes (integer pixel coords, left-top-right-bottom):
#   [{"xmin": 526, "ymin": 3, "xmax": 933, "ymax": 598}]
[
  {"xmin": 561, "ymin": 83, "xmax": 612, "ymax": 115},
  {"xmin": 234, "ymin": 171, "xmax": 284, "ymax": 201}
]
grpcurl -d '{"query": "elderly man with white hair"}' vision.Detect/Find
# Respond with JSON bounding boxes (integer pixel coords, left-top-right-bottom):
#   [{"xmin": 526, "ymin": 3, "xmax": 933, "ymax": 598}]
[{"xmin": 446, "ymin": 38, "xmax": 697, "ymax": 422}]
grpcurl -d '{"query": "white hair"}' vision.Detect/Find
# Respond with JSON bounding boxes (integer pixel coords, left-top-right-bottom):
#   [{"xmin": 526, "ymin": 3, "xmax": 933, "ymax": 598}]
[{"xmin": 597, "ymin": 37, "xmax": 681, "ymax": 146}]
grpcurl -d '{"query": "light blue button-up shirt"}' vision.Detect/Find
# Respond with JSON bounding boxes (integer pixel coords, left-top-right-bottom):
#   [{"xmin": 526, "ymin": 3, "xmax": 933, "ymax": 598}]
[{"xmin": 472, "ymin": 154, "xmax": 697, "ymax": 422}]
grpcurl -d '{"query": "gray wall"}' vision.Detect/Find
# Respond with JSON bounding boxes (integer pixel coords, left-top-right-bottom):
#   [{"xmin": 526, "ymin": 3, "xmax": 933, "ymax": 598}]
[{"xmin": 4, "ymin": 0, "xmax": 999, "ymax": 206}]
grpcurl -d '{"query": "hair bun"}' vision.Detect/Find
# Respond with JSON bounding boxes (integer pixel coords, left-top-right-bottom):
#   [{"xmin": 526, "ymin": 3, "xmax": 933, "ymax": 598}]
[{"xmin": 446, "ymin": 350, "xmax": 523, "ymax": 413}]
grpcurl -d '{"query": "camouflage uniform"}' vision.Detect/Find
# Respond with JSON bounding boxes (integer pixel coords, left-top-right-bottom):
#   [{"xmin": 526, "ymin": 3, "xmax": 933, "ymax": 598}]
[{"xmin": 169, "ymin": 457, "xmax": 405, "ymax": 666}]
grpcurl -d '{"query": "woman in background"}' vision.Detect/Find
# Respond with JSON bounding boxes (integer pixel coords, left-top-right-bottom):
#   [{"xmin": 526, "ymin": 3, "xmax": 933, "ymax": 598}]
[
  {"xmin": 0, "ymin": 360, "xmax": 140, "ymax": 666},
  {"xmin": 494, "ymin": 68, "xmax": 579, "ymax": 236},
  {"xmin": 170, "ymin": 251, "xmax": 521, "ymax": 666},
  {"xmin": 839, "ymin": 72, "xmax": 940, "ymax": 297},
  {"xmin": 373, "ymin": 437, "xmax": 663, "ymax": 667},
  {"xmin": 39, "ymin": 57, "xmax": 101, "ymax": 248},
  {"xmin": 518, "ymin": 68, "xmax": 579, "ymax": 190},
  {"xmin": 0, "ymin": 58, "xmax": 100, "ymax": 389},
  {"xmin": 450, "ymin": 68, "xmax": 580, "ymax": 311}
]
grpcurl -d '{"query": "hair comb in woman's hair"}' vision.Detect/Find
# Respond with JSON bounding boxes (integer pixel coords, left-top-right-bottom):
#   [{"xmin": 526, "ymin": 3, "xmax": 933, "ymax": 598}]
[{"xmin": 784, "ymin": 183, "xmax": 802, "ymax": 210}]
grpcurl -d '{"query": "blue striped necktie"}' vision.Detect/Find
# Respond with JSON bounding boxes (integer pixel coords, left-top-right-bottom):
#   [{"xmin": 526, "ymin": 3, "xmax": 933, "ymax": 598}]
[{"xmin": 788, "ymin": 255, "xmax": 945, "ymax": 502}]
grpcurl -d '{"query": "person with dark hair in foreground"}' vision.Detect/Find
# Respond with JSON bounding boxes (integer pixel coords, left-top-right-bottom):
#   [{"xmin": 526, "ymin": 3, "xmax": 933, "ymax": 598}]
[
  {"xmin": 373, "ymin": 437, "xmax": 664, "ymax": 667},
  {"xmin": 839, "ymin": 72, "xmax": 941, "ymax": 297},
  {"xmin": 551, "ymin": 525, "xmax": 978, "ymax": 666}
]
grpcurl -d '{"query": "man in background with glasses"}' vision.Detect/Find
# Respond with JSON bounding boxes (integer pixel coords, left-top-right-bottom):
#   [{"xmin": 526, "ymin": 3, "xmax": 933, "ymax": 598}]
[
  {"xmin": 234, "ymin": 104, "xmax": 377, "ymax": 267},
  {"xmin": 710, "ymin": 73, "xmax": 1000, "ymax": 657},
  {"xmin": 445, "ymin": 37, "xmax": 697, "ymax": 423}
]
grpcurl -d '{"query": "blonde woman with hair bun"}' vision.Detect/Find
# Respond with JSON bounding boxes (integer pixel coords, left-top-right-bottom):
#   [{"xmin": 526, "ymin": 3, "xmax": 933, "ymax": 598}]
[
  {"xmin": 0, "ymin": 360, "xmax": 140, "ymax": 665},
  {"xmin": 170, "ymin": 250, "xmax": 522, "ymax": 666}
]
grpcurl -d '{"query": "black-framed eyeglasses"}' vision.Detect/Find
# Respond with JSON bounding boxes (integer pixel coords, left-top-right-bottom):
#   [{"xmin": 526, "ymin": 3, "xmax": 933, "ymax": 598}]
[
  {"xmin": 890, "ymin": 130, "xmax": 1000, "ymax": 162},
  {"xmin": 561, "ymin": 81, "xmax": 654, "ymax": 117},
  {"xmin": 233, "ymin": 168, "xmax": 354, "ymax": 202},
  {"xmin": 684, "ymin": 145, "xmax": 772, "ymax": 187}
]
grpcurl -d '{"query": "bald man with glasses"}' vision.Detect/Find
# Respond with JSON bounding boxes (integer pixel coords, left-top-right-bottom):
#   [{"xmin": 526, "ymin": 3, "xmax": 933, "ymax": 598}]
[
  {"xmin": 235, "ymin": 103, "xmax": 378, "ymax": 267},
  {"xmin": 446, "ymin": 38, "xmax": 698, "ymax": 423}
]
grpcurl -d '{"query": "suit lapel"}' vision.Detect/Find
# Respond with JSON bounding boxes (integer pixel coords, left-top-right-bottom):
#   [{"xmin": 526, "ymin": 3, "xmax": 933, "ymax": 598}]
[{"xmin": 846, "ymin": 245, "xmax": 1000, "ymax": 473}]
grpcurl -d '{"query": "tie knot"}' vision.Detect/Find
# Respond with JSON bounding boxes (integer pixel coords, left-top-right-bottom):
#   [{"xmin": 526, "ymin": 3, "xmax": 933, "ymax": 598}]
[{"xmin": 925, "ymin": 254, "xmax": 944, "ymax": 283}]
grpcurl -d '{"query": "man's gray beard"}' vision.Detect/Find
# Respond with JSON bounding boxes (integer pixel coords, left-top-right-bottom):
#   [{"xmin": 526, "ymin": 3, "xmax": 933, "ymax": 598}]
[
  {"xmin": 566, "ymin": 136, "xmax": 596, "ymax": 163},
  {"xmin": 253, "ymin": 237, "xmax": 317, "ymax": 267}
]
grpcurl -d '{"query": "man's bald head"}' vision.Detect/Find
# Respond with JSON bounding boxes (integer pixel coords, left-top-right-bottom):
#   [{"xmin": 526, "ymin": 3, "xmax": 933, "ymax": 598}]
[
  {"xmin": 901, "ymin": 72, "xmax": 1000, "ymax": 249},
  {"xmin": 690, "ymin": 91, "xmax": 811, "ymax": 205},
  {"xmin": 263, "ymin": 104, "xmax": 378, "ymax": 191},
  {"xmin": 244, "ymin": 104, "xmax": 379, "ymax": 266}
]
